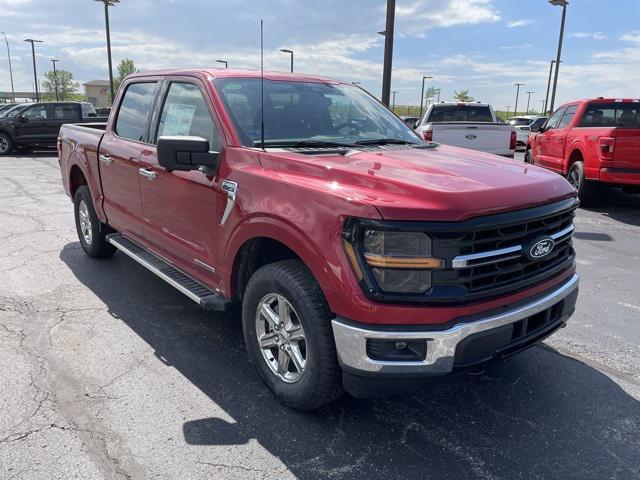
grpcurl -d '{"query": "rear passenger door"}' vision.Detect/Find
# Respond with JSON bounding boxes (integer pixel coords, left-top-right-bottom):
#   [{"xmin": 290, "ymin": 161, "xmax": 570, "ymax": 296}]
[
  {"xmin": 99, "ymin": 80, "xmax": 160, "ymax": 238},
  {"xmin": 138, "ymin": 78, "xmax": 225, "ymax": 283},
  {"xmin": 46, "ymin": 103, "xmax": 81, "ymax": 142}
]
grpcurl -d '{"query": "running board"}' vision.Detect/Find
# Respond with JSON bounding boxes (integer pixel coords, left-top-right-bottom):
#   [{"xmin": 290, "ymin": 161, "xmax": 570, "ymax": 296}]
[{"xmin": 107, "ymin": 233, "xmax": 230, "ymax": 311}]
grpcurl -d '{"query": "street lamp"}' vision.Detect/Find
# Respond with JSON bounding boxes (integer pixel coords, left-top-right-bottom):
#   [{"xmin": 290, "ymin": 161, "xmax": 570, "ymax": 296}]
[
  {"xmin": 391, "ymin": 90, "xmax": 397, "ymax": 110},
  {"xmin": 1, "ymin": 32, "xmax": 15, "ymax": 102},
  {"xmin": 216, "ymin": 59, "xmax": 228, "ymax": 68},
  {"xmin": 51, "ymin": 59, "xmax": 60, "ymax": 101},
  {"xmin": 24, "ymin": 38, "xmax": 43, "ymax": 102},
  {"xmin": 513, "ymin": 83, "xmax": 524, "ymax": 117},
  {"xmin": 525, "ymin": 91, "xmax": 534, "ymax": 113},
  {"xmin": 506, "ymin": 106, "xmax": 511, "ymax": 118},
  {"xmin": 380, "ymin": 0, "xmax": 396, "ymax": 106},
  {"xmin": 95, "ymin": 0, "xmax": 120, "ymax": 104},
  {"xmin": 548, "ymin": 0, "xmax": 568, "ymax": 113},
  {"xmin": 279, "ymin": 49, "xmax": 293, "ymax": 73},
  {"xmin": 419, "ymin": 75, "xmax": 433, "ymax": 119},
  {"xmin": 541, "ymin": 99, "xmax": 547, "ymax": 114},
  {"xmin": 544, "ymin": 60, "xmax": 557, "ymax": 114}
]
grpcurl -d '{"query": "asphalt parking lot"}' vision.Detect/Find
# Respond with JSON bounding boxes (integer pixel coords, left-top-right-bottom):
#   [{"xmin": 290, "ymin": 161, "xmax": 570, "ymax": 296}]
[{"xmin": 1, "ymin": 151, "xmax": 639, "ymax": 480}]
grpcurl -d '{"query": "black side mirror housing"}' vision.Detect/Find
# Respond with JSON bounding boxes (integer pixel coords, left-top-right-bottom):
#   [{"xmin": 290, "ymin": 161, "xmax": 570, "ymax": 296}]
[
  {"xmin": 18, "ymin": 115, "xmax": 28, "ymax": 123},
  {"xmin": 157, "ymin": 136, "xmax": 220, "ymax": 174},
  {"xmin": 530, "ymin": 125, "xmax": 541, "ymax": 133}
]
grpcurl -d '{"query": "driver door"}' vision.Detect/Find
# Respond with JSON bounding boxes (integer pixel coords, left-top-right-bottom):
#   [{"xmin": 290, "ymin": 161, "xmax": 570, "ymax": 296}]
[
  {"xmin": 13, "ymin": 104, "xmax": 49, "ymax": 144},
  {"xmin": 534, "ymin": 107, "xmax": 566, "ymax": 168}
]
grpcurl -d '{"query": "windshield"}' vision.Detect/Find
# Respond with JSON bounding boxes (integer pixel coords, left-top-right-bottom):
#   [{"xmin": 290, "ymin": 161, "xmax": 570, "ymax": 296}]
[
  {"xmin": 213, "ymin": 78, "xmax": 421, "ymax": 147},
  {"xmin": 426, "ymin": 105, "xmax": 493, "ymax": 123}
]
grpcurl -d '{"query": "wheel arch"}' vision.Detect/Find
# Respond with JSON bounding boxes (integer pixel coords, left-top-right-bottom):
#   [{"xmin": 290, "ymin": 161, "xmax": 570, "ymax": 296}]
[{"xmin": 69, "ymin": 164, "xmax": 89, "ymax": 199}]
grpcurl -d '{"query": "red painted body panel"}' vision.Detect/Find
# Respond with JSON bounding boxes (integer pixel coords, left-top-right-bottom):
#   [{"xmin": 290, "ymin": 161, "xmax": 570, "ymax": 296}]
[
  {"xmin": 60, "ymin": 68, "xmax": 579, "ymax": 327},
  {"xmin": 528, "ymin": 98, "xmax": 640, "ymax": 186}
]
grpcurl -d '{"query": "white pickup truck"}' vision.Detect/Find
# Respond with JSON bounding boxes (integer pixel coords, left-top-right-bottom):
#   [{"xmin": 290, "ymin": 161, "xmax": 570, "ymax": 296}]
[{"xmin": 415, "ymin": 102, "xmax": 516, "ymax": 158}]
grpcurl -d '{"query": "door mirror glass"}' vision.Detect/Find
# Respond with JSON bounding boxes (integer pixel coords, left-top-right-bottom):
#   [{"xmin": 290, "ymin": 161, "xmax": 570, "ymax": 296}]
[
  {"xmin": 157, "ymin": 136, "xmax": 220, "ymax": 174},
  {"xmin": 530, "ymin": 124, "xmax": 541, "ymax": 133}
]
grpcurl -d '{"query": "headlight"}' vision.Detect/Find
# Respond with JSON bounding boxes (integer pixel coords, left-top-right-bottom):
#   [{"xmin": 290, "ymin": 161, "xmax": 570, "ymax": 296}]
[{"xmin": 359, "ymin": 230, "xmax": 442, "ymax": 293}]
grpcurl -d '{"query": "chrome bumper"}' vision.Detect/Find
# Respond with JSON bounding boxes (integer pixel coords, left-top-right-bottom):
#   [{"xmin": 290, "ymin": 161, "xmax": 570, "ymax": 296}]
[{"xmin": 331, "ymin": 274, "xmax": 579, "ymax": 375}]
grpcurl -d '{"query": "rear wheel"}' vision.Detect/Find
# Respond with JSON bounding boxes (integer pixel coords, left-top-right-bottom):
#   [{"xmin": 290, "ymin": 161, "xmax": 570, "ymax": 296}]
[
  {"xmin": 242, "ymin": 260, "xmax": 343, "ymax": 410},
  {"xmin": 567, "ymin": 161, "xmax": 599, "ymax": 207},
  {"xmin": 74, "ymin": 186, "xmax": 116, "ymax": 258},
  {"xmin": 0, "ymin": 133, "xmax": 13, "ymax": 155}
]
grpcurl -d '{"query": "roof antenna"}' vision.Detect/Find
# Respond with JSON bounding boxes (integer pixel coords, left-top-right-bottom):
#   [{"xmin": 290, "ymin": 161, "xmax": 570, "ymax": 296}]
[{"xmin": 260, "ymin": 19, "xmax": 265, "ymax": 150}]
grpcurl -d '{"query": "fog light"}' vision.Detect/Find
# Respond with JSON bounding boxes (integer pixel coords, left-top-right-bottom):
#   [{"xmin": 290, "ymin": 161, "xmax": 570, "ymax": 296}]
[{"xmin": 366, "ymin": 339, "xmax": 427, "ymax": 361}]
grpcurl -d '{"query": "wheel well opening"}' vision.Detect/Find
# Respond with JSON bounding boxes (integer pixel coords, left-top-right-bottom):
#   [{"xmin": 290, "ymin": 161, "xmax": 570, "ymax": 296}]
[
  {"xmin": 232, "ymin": 237, "xmax": 300, "ymax": 302},
  {"xmin": 568, "ymin": 149, "xmax": 583, "ymax": 166},
  {"xmin": 69, "ymin": 165, "xmax": 87, "ymax": 198}
]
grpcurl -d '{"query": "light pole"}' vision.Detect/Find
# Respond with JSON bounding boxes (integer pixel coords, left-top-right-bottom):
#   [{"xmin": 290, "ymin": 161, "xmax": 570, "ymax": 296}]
[
  {"xmin": 216, "ymin": 59, "xmax": 228, "ymax": 68},
  {"xmin": 513, "ymin": 83, "xmax": 524, "ymax": 117},
  {"xmin": 391, "ymin": 90, "xmax": 397, "ymax": 110},
  {"xmin": 506, "ymin": 106, "xmax": 511, "ymax": 118},
  {"xmin": 549, "ymin": 0, "xmax": 568, "ymax": 113},
  {"xmin": 380, "ymin": 0, "xmax": 395, "ymax": 106},
  {"xmin": 95, "ymin": 0, "xmax": 119, "ymax": 104},
  {"xmin": 544, "ymin": 60, "xmax": 556, "ymax": 114},
  {"xmin": 24, "ymin": 38, "xmax": 43, "ymax": 102},
  {"xmin": 525, "ymin": 91, "xmax": 534, "ymax": 113},
  {"xmin": 419, "ymin": 75, "xmax": 433, "ymax": 119},
  {"xmin": 280, "ymin": 49, "xmax": 293, "ymax": 73},
  {"xmin": 1, "ymin": 32, "xmax": 15, "ymax": 102},
  {"xmin": 541, "ymin": 99, "xmax": 547, "ymax": 114},
  {"xmin": 51, "ymin": 59, "xmax": 60, "ymax": 101}
]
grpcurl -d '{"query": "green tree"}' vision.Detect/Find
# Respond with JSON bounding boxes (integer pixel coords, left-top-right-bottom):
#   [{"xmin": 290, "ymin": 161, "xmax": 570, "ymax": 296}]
[
  {"xmin": 113, "ymin": 58, "xmax": 138, "ymax": 94},
  {"xmin": 453, "ymin": 89, "xmax": 475, "ymax": 102},
  {"xmin": 41, "ymin": 69, "xmax": 80, "ymax": 101}
]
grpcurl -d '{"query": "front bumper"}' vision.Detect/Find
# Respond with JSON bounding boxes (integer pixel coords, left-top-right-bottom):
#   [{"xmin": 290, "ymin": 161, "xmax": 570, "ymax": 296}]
[{"xmin": 332, "ymin": 273, "xmax": 579, "ymax": 379}]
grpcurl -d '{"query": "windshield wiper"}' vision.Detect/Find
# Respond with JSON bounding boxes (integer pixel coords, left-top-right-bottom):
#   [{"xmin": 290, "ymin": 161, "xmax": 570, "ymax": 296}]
[
  {"xmin": 353, "ymin": 138, "xmax": 418, "ymax": 146},
  {"xmin": 255, "ymin": 140, "xmax": 358, "ymax": 148}
]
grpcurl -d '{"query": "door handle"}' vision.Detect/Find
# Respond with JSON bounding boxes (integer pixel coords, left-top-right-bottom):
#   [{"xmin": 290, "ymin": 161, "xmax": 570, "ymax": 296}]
[
  {"xmin": 99, "ymin": 154, "xmax": 112, "ymax": 165},
  {"xmin": 138, "ymin": 168, "xmax": 157, "ymax": 180}
]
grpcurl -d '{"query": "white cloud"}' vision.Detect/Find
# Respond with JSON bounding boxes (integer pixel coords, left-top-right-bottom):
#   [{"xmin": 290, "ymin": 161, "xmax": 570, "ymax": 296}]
[
  {"xmin": 500, "ymin": 44, "xmax": 533, "ymax": 50},
  {"xmin": 507, "ymin": 19, "xmax": 533, "ymax": 28},
  {"xmin": 568, "ymin": 32, "xmax": 609, "ymax": 40},
  {"xmin": 395, "ymin": 0, "xmax": 501, "ymax": 37}
]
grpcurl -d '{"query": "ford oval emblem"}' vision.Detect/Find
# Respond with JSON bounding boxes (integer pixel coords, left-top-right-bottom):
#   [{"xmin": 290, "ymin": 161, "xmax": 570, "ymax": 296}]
[
  {"xmin": 527, "ymin": 238, "xmax": 555, "ymax": 261},
  {"xmin": 465, "ymin": 134, "xmax": 477, "ymax": 140}
]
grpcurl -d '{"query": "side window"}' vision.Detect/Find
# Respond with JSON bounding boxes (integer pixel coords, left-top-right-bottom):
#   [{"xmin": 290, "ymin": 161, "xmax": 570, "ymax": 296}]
[
  {"xmin": 23, "ymin": 105, "xmax": 48, "ymax": 119},
  {"xmin": 157, "ymin": 82, "xmax": 221, "ymax": 151},
  {"xmin": 557, "ymin": 105, "xmax": 578, "ymax": 129},
  {"xmin": 544, "ymin": 107, "xmax": 566, "ymax": 130},
  {"xmin": 53, "ymin": 104, "xmax": 79, "ymax": 120},
  {"xmin": 115, "ymin": 82, "xmax": 157, "ymax": 142}
]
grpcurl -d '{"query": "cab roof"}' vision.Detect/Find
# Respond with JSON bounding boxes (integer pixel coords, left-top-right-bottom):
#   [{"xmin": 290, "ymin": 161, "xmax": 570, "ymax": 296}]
[{"xmin": 126, "ymin": 68, "xmax": 342, "ymax": 85}]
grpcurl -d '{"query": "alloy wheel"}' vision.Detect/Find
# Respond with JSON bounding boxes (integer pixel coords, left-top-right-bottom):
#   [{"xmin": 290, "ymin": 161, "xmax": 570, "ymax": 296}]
[
  {"xmin": 0, "ymin": 137, "xmax": 8, "ymax": 154},
  {"xmin": 255, "ymin": 293, "xmax": 307, "ymax": 383},
  {"xmin": 78, "ymin": 200, "xmax": 93, "ymax": 245}
]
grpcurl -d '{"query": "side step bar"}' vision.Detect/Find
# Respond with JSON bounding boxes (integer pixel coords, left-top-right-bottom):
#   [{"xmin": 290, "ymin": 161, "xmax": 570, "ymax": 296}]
[{"xmin": 107, "ymin": 233, "xmax": 230, "ymax": 311}]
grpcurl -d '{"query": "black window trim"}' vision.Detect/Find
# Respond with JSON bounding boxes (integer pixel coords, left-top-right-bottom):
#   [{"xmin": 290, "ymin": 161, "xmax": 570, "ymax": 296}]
[{"xmin": 112, "ymin": 79, "xmax": 162, "ymax": 145}]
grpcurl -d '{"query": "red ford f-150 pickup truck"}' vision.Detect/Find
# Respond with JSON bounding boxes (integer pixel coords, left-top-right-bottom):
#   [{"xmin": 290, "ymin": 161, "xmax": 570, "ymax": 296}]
[
  {"xmin": 58, "ymin": 69, "xmax": 579, "ymax": 410},
  {"xmin": 526, "ymin": 98, "xmax": 640, "ymax": 205}
]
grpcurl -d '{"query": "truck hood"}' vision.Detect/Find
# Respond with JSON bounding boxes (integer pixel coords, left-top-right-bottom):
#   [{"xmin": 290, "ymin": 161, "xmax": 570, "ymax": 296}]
[{"xmin": 269, "ymin": 144, "xmax": 576, "ymax": 222}]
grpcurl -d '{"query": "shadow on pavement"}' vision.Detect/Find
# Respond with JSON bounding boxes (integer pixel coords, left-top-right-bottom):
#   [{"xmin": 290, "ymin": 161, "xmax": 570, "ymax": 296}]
[
  {"xmin": 60, "ymin": 244, "xmax": 640, "ymax": 479},
  {"xmin": 582, "ymin": 188, "xmax": 640, "ymax": 227}
]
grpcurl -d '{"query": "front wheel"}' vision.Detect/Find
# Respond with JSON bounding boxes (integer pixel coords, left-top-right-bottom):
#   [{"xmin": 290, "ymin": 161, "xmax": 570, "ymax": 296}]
[
  {"xmin": 525, "ymin": 148, "xmax": 534, "ymax": 164},
  {"xmin": 0, "ymin": 133, "xmax": 13, "ymax": 155},
  {"xmin": 567, "ymin": 161, "xmax": 599, "ymax": 207},
  {"xmin": 242, "ymin": 260, "xmax": 343, "ymax": 410}
]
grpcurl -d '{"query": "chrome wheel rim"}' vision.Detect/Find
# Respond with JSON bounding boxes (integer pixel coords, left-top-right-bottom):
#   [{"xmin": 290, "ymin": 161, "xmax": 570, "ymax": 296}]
[
  {"xmin": 0, "ymin": 137, "xmax": 8, "ymax": 153},
  {"xmin": 78, "ymin": 200, "xmax": 93, "ymax": 245},
  {"xmin": 255, "ymin": 293, "xmax": 307, "ymax": 383},
  {"xmin": 568, "ymin": 169, "xmax": 580, "ymax": 190}
]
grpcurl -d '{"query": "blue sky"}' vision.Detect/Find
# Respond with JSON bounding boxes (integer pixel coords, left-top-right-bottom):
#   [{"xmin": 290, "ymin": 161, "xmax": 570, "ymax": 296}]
[{"xmin": 1, "ymin": 0, "xmax": 639, "ymax": 111}]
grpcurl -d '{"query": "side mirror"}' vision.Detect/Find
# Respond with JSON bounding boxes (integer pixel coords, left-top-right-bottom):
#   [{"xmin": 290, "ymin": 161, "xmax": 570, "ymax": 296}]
[
  {"xmin": 157, "ymin": 136, "xmax": 220, "ymax": 174},
  {"xmin": 18, "ymin": 115, "xmax": 28, "ymax": 123},
  {"xmin": 530, "ymin": 125, "xmax": 540, "ymax": 133}
]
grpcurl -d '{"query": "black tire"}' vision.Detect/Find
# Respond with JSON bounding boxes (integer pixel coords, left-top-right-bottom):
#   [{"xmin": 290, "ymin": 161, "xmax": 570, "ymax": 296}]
[
  {"xmin": 242, "ymin": 260, "xmax": 343, "ymax": 410},
  {"xmin": 73, "ymin": 185, "xmax": 116, "ymax": 258},
  {"xmin": 525, "ymin": 148, "xmax": 534, "ymax": 164},
  {"xmin": 0, "ymin": 133, "xmax": 13, "ymax": 156},
  {"xmin": 567, "ymin": 161, "xmax": 599, "ymax": 207}
]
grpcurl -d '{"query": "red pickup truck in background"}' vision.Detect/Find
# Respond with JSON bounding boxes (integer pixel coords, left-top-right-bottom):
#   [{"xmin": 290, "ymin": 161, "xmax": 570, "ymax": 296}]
[
  {"xmin": 58, "ymin": 69, "xmax": 579, "ymax": 410},
  {"xmin": 526, "ymin": 98, "xmax": 640, "ymax": 205}
]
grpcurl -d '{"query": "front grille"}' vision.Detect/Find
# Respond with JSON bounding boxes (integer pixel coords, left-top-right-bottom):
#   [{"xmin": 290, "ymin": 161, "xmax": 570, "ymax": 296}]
[{"xmin": 429, "ymin": 199, "xmax": 577, "ymax": 303}]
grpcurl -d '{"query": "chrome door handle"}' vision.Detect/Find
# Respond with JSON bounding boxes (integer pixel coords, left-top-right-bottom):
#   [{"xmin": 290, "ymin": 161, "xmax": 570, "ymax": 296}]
[
  {"xmin": 99, "ymin": 154, "xmax": 112, "ymax": 165},
  {"xmin": 138, "ymin": 168, "xmax": 157, "ymax": 180}
]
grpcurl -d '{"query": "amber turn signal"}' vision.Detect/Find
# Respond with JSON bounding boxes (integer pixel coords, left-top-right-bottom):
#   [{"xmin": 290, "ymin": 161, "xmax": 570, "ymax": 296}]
[{"xmin": 364, "ymin": 254, "xmax": 443, "ymax": 269}]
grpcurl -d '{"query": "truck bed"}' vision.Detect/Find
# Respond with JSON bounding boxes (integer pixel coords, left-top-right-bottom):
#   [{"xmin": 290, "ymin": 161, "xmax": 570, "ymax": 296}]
[{"xmin": 430, "ymin": 122, "xmax": 514, "ymax": 156}]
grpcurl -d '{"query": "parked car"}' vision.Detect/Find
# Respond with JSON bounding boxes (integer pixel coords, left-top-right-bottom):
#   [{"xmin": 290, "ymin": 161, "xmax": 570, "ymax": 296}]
[
  {"xmin": 415, "ymin": 102, "xmax": 517, "ymax": 157},
  {"xmin": 58, "ymin": 69, "xmax": 579, "ymax": 410},
  {"xmin": 0, "ymin": 102, "xmax": 108, "ymax": 155},
  {"xmin": 399, "ymin": 115, "xmax": 419, "ymax": 128},
  {"xmin": 508, "ymin": 115, "xmax": 548, "ymax": 149},
  {"xmin": 526, "ymin": 98, "xmax": 640, "ymax": 205}
]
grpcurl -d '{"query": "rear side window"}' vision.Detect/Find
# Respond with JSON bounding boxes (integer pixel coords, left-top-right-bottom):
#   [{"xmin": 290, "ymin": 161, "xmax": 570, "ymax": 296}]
[
  {"xmin": 115, "ymin": 82, "xmax": 157, "ymax": 141},
  {"xmin": 557, "ymin": 105, "xmax": 578, "ymax": 129},
  {"xmin": 579, "ymin": 102, "xmax": 640, "ymax": 128},
  {"xmin": 53, "ymin": 104, "xmax": 79, "ymax": 119},
  {"xmin": 156, "ymin": 82, "xmax": 221, "ymax": 151},
  {"xmin": 427, "ymin": 105, "xmax": 493, "ymax": 123}
]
